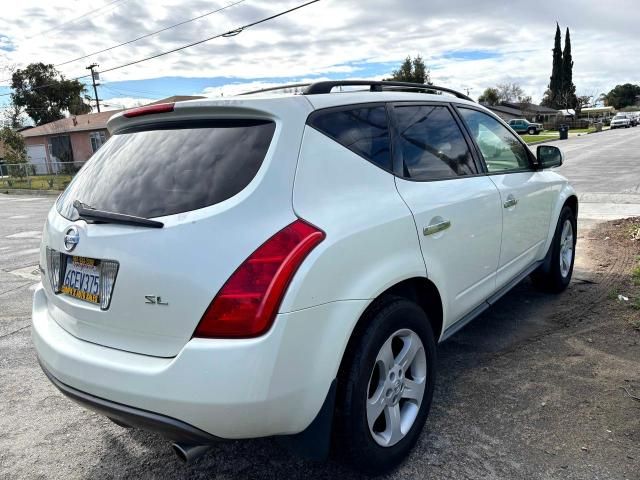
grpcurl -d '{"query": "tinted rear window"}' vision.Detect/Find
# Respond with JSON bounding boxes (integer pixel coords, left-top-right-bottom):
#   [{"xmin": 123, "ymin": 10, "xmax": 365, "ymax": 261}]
[
  {"xmin": 57, "ymin": 120, "xmax": 275, "ymax": 219},
  {"xmin": 308, "ymin": 106, "xmax": 391, "ymax": 171}
]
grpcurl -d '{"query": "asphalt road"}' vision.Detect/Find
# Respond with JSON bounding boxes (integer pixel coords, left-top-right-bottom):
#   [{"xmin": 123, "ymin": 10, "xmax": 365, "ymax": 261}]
[{"xmin": 1, "ymin": 126, "xmax": 639, "ymax": 479}]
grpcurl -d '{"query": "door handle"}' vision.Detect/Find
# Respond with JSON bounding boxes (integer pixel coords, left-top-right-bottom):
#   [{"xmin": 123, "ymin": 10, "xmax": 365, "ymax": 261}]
[
  {"xmin": 503, "ymin": 195, "xmax": 518, "ymax": 209},
  {"xmin": 423, "ymin": 220, "xmax": 451, "ymax": 236}
]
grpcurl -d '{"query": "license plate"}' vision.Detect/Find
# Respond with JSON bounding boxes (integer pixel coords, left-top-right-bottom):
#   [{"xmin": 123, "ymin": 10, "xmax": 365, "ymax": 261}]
[{"xmin": 61, "ymin": 256, "xmax": 101, "ymax": 304}]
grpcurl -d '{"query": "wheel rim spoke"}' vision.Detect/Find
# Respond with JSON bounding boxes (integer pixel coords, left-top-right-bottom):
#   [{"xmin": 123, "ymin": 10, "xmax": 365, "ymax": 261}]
[
  {"xmin": 401, "ymin": 378, "xmax": 424, "ymax": 403},
  {"xmin": 367, "ymin": 394, "xmax": 385, "ymax": 430},
  {"xmin": 385, "ymin": 404, "xmax": 403, "ymax": 445},
  {"xmin": 396, "ymin": 334, "xmax": 420, "ymax": 372},
  {"xmin": 376, "ymin": 338, "xmax": 395, "ymax": 375}
]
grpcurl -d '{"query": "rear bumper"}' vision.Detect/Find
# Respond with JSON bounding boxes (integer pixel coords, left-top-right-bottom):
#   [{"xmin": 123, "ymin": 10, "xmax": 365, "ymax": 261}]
[
  {"xmin": 32, "ymin": 284, "xmax": 367, "ymax": 439},
  {"xmin": 39, "ymin": 360, "xmax": 220, "ymax": 444}
]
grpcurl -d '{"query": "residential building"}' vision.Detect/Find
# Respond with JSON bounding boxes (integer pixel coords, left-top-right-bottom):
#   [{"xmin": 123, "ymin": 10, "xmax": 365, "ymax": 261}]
[
  {"xmin": 20, "ymin": 95, "xmax": 204, "ymax": 174},
  {"xmin": 483, "ymin": 101, "xmax": 559, "ymax": 123}
]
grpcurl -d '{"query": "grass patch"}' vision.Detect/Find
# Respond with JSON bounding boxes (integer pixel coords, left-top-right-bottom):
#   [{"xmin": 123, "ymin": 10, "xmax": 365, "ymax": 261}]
[
  {"xmin": 0, "ymin": 175, "xmax": 73, "ymax": 191},
  {"xmin": 633, "ymin": 264, "xmax": 640, "ymax": 286},
  {"xmin": 523, "ymin": 134, "xmax": 557, "ymax": 144}
]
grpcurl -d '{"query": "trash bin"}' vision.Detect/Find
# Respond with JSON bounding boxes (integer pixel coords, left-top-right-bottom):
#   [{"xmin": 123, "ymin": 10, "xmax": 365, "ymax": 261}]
[
  {"xmin": 595, "ymin": 122, "xmax": 603, "ymax": 132},
  {"xmin": 559, "ymin": 124, "xmax": 569, "ymax": 140}
]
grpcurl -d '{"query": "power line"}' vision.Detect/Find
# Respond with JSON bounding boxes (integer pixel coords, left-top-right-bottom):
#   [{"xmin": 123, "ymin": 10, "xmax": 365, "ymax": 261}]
[
  {"xmin": 55, "ymin": 0, "xmax": 247, "ymax": 68},
  {"xmin": 0, "ymin": 0, "xmax": 321, "ymax": 98}
]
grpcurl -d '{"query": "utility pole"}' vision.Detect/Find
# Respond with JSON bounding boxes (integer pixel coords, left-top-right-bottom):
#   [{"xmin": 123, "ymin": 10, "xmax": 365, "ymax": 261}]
[{"xmin": 86, "ymin": 63, "xmax": 100, "ymax": 113}]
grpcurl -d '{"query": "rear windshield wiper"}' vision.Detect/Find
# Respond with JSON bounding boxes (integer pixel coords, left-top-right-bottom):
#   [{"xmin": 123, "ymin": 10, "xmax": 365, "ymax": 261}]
[{"xmin": 73, "ymin": 200, "xmax": 164, "ymax": 229}]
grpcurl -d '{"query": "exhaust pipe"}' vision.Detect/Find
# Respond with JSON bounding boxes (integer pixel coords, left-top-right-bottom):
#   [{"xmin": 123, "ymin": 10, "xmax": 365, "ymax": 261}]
[{"xmin": 172, "ymin": 443, "xmax": 212, "ymax": 464}]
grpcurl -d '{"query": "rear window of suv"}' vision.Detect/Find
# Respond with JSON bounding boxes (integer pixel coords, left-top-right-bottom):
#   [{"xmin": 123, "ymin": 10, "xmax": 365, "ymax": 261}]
[{"xmin": 56, "ymin": 120, "xmax": 276, "ymax": 219}]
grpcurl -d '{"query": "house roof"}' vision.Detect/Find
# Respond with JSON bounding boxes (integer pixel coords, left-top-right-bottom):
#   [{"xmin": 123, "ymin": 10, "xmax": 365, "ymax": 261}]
[
  {"xmin": 501, "ymin": 102, "xmax": 559, "ymax": 114},
  {"xmin": 21, "ymin": 110, "xmax": 124, "ymax": 138},
  {"xmin": 21, "ymin": 95, "xmax": 206, "ymax": 139},
  {"xmin": 484, "ymin": 104, "xmax": 523, "ymax": 117}
]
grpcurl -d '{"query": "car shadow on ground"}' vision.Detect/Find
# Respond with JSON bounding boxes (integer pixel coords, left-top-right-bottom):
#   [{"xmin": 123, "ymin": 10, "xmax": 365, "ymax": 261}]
[{"xmin": 82, "ymin": 275, "xmax": 592, "ymax": 480}]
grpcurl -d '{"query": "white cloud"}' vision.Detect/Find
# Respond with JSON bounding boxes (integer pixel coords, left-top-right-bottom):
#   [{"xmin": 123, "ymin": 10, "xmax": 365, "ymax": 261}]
[{"xmin": 0, "ymin": 0, "xmax": 638, "ymax": 104}]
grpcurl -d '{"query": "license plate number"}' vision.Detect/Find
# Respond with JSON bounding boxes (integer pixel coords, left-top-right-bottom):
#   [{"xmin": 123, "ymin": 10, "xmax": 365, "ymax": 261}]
[{"xmin": 61, "ymin": 256, "xmax": 101, "ymax": 304}]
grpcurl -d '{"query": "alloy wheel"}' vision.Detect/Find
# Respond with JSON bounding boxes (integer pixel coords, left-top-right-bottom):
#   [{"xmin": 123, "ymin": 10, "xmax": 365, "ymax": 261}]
[{"xmin": 366, "ymin": 329, "xmax": 427, "ymax": 447}]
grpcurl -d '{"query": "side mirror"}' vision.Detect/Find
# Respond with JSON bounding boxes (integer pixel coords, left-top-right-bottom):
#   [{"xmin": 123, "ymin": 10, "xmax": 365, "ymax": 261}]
[{"xmin": 537, "ymin": 145, "xmax": 564, "ymax": 168}]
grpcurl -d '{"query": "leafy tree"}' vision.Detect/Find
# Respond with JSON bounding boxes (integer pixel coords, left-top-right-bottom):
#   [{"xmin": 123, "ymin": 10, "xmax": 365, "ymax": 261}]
[
  {"xmin": 603, "ymin": 83, "xmax": 640, "ymax": 109},
  {"xmin": 478, "ymin": 87, "xmax": 500, "ymax": 105},
  {"xmin": 0, "ymin": 126, "xmax": 30, "ymax": 178},
  {"xmin": 542, "ymin": 23, "xmax": 564, "ymax": 108},
  {"xmin": 388, "ymin": 55, "xmax": 432, "ymax": 85},
  {"xmin": 574, "ymin": 95, "xmax": 592, "ymax": 116},
  {"xmin": 11, "ymin": 63, "xmax": 91, "ymax": 126}
]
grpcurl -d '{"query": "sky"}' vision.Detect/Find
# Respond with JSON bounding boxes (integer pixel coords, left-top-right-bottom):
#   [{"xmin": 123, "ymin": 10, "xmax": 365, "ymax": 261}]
[{"xmin": 0, "ymin": 0, "xmax": 638, "ymax": 116}]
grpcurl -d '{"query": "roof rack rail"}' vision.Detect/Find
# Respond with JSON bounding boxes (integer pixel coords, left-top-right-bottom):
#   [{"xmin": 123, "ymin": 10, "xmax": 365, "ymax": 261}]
[
  {"xmin": 303, "ymin": 80, "xmax": 475, "ymax": 102},
  {"xmin": 237, "ymin": 83, "xmax": 311, "ymax": 96}
]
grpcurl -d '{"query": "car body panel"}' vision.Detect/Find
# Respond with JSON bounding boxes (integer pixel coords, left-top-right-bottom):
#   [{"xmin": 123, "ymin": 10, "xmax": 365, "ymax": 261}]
[
  {"xmin": 284, "ymin": 126, "xmax": 427, "ymax": 312},
  {"xmin": 395, "ymin": 176, "xmax": 502, "ymax": 327},
  {"xmin": 488, "ymin": 171, "xmax": 555, "ymax": 288}
]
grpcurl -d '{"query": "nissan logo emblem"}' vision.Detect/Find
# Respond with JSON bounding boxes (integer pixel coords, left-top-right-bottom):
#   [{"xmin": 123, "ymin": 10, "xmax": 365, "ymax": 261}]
[{"xmin": 63, "ymin": 226, "xmax": 80, "ymax": 252}]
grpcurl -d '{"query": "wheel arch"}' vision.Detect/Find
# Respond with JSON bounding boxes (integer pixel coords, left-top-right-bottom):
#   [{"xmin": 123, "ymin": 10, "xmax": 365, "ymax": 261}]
[
  {"xmin": 337, "ymin": 277, "xmax": 444, "ymax": 384},
  {"xmin": 541, "ymin": 184, "xmax": 578, "ymax": 257}
]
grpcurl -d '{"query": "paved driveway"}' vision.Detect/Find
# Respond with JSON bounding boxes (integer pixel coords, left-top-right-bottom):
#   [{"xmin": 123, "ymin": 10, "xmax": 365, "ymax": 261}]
[{"xmin": 1, "ymin": 127, "xmax": 639, "ymax": 479}]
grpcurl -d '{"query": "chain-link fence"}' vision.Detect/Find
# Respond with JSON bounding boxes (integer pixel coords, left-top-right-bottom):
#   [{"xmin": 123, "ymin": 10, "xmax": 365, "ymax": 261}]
[{"xmin": 0, "ymin": 161, "xmax": 86, "ymax": 191}]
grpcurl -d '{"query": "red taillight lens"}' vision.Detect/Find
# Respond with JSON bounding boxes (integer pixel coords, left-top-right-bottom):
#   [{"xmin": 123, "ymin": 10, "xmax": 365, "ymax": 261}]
[
  {"xmin": 123, "ymin": 103, "xmax": 175, "ymax": 118},
  {"xmin": 194, "ymin": 220, "xmax": 325, "ymax": 338}
]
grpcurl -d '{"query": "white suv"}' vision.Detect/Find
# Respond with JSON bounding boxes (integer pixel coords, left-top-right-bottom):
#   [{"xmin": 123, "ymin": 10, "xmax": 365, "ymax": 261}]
[{"xmin": 33, "ymin": 81, "xmax": 577, "ymax": 474}]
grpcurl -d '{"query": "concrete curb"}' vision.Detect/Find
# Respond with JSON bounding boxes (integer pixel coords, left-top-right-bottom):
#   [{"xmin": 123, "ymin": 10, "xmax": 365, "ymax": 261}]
[{"xmin": 2, "ymin": 189, "xmax": 61, "ymax": 196}]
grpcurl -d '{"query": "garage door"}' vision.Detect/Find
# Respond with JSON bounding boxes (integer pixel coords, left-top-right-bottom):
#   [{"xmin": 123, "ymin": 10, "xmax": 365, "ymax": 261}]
[{"xmin": 26, "ymin": 144, "xmax": 48, "ymax": 174}]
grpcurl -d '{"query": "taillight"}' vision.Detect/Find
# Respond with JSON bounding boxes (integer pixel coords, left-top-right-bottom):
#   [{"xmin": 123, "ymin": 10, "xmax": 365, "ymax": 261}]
[
  {"xmin": 193, "ymin": 220, "xmax": 325, "ymax": 338},
  {"xmin": 123, "ymin": 102, "xmax": 174, "ymax": 118}
]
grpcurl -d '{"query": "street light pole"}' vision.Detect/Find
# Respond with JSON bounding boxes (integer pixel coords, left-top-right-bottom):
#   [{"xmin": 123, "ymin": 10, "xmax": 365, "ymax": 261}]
[{"xmin": 86, "ymin": 63, "xmax": 100, "ymax": 113}]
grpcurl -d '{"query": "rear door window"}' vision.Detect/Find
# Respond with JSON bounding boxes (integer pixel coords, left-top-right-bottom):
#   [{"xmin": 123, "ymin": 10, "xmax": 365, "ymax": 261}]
[
  {"xmin": 393, "ymin": 105, "xmax": 477, "ymax": 180},
  {"xmin": 56, "ymin": 120, "xmax": 276, "ymax": 219},
  {"xmin": 307, "ymin": 106, "xmax": 391, "ymax": 171}
]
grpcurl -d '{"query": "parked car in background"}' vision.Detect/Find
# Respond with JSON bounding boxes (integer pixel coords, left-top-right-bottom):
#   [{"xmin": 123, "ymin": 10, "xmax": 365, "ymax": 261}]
[
  {"xmin": 33, "ymin": 80, "xmax": 578, "ymax": 474},
  {"xmin": 629, "ymin": 113, "xmax": 639, "ymax": 127},
  {"xmin": 507, "ymin": 118, "xmax": 544, "ymax": 135},
  {"xmin": 610, "ymin": 114, "xmax": 631, "ymax": 129}
]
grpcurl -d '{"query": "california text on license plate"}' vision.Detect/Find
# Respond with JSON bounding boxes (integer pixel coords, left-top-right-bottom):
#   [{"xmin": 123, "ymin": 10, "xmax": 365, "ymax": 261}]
[{"xmin": 61, "ymin": 256, "xmax": 101, "ymax": 304}]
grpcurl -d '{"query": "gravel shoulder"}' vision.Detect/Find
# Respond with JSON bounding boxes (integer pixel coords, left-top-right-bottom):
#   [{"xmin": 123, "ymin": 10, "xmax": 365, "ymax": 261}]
[{"xmin": 0, "ymin": 205, "xmax": 639, "ymax": 479}]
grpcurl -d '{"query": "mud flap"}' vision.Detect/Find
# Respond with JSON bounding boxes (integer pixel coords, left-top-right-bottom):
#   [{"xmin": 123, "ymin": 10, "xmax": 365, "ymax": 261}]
[{"xmin": 276, "ymin": 379, "xmax": 336, "ymax": 461}]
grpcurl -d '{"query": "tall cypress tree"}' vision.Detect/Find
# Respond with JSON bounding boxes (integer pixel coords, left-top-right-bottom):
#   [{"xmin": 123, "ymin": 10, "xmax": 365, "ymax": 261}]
[
  {"xmin": 542, "ymin": 23, "xmax": 563, "ymax": 108},
  {"xmin": 561, "ymin": 27, "xmax": 576, "ymax": 108}
]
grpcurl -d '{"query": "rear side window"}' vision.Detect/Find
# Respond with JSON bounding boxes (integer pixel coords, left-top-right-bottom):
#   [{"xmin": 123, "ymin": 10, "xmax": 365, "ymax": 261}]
[
  {"xmin": 308, "ymin": 106, "xmax": 391, "ymax": 171},
  {"xmin": 394, "ymin": 105, "xmax": 477, "ymax": 180},
  {"xmin": 57, "ymin": 120, "xmax": 275, "ymax": 219}
]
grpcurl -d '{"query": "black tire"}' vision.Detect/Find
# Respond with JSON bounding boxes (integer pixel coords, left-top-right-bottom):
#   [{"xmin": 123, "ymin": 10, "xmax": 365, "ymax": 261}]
[
  {"xmin": 531, "ymin": 206, "xmax": 577, "ymax": 293},
  {"xmin": 528, "ymin": 127, "xmax": 536, "ymax": 135},
  {"xmin": 334, "ymin": 297, "xmax": 437, "ymax": 474}
]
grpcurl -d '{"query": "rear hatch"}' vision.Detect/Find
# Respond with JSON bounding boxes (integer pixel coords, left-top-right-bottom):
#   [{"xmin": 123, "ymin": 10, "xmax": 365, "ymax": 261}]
[{"xmin": 41, "ymin": 99, "xmax": 310, "ymax": 357}]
